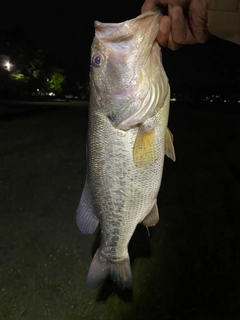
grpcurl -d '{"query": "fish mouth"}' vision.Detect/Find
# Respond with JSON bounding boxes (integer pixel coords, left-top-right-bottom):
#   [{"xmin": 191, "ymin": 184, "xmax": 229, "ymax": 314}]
[{"xmin": 94, "ymin": 7, "xmax": 161, "ymax": 48}]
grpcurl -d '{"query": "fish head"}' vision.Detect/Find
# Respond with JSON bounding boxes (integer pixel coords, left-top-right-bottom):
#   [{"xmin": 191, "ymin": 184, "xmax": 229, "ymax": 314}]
[{"xmin": 90, "ymin": 8, "xmax": 169, "ymax": 129}]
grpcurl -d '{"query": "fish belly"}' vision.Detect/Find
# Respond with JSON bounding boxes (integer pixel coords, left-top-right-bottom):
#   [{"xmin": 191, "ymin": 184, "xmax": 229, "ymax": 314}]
[{"xmin": 81, "ymin": 100, "xmax": 167, "ymax": 288}]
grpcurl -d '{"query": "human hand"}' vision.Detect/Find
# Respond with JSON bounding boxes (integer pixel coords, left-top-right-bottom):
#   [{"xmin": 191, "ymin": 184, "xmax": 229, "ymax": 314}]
[{"xmin": 141, "ymin": 0, "xmax": 210, "ymax": 50}]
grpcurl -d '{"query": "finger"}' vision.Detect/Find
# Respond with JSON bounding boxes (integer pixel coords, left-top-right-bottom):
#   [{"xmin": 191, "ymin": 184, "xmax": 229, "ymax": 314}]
[
  {"xmin": 156, "ymin": 16, "xmax": 171, "ymax": 47},
  {"xmin": 171, "ymin": 6, "xmax": 196, "ymax": 44},
  {"xmin": 165, "ymin": 5, "xmax": 185, "ymax": 50},
  {"xmin": 167, "ymin": 33, "xmax": 184, "ymax": 50},
  {"xmin": 141, "ymin": 0, "xmax": 160, "ymax": 13},
  {"xmin": 157, "ymin": 14, "xmax": 183, "ymax": 50}
]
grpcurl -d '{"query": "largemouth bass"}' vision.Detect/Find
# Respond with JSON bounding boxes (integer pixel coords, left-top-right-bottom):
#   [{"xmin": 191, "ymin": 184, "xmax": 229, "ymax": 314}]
[{"xmin": 76, "ymin": 8, "xmax": 176, "ymax": 289}]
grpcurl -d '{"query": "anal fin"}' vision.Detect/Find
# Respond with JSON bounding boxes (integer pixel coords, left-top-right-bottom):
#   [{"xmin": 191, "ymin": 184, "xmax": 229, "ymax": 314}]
[
  {"xmin": 141, "ymin": 202, "xmax": 159, "ymax": 227},
  {"xmin": 76, "ymin": 181, "xmax": 99, "ymax": 234}
]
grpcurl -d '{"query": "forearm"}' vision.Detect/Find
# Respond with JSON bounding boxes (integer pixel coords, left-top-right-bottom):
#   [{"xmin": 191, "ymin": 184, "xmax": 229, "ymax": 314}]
[{"xmin": 207, "ymin": 0, "xmax": 240, "ymax": 44}]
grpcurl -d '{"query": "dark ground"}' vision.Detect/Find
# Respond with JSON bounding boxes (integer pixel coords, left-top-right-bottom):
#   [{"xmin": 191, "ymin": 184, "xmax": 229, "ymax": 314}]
[{"xmin": 0, "ymin": 100, "xmax": 239, "ymax": 320}]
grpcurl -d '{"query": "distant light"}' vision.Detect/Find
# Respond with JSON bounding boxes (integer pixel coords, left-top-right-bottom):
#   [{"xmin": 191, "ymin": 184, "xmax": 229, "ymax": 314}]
[
  {"xmin": 238, "ymin": 100, "xmax": 240, "ymax": 103},
  {"xmin": 5, "ymin": 62, "xmax": 10, "ymax": 70},
  {"xmin": 170, "ymin": 98, "xmax": 177, "ymax": 102},
  {"xmin": 3, "ymin": 60, "xmax": 12, "ymax": 71},
  {"xmin": 37, "ymin": 89, "xmax": 40, "ymax": 92},
  {"xmin": 48, "ymin": 92, "xmax": 55, "ymax": 96},
  {"xmin": 224, "ymin": 100, "xmax": 227, "ymax": 103}
]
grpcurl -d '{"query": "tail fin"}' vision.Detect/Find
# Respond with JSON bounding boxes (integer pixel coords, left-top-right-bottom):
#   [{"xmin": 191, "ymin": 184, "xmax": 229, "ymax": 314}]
[{"xmin": 85, "ymin": 249, "xmax": 132, "ymax": 289}]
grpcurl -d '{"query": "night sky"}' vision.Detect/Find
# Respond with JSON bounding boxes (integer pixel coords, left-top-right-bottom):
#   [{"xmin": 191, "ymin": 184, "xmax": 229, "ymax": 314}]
[
  {"xmin": 0, "ymin": 0, "xmax": 141, "ymax": 64},
  {"xmin": 0, "ymin": 0, "xmax": 239, "ymax": 91}
]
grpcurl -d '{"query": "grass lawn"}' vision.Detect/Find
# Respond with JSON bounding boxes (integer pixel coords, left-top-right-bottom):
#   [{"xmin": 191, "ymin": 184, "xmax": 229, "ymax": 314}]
[{"xmin": 0, "ymin": 101, "xmax": 239, "ymax": 319}]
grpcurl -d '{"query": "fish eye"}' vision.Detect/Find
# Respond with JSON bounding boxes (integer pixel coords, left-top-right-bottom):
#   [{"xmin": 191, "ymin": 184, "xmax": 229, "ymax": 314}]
[{"xmin": 92, "ymin": 54, "xmax": 103, "ymax": 67}]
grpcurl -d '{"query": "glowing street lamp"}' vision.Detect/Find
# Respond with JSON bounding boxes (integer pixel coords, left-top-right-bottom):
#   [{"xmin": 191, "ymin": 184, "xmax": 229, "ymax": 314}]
[{"xmin": 3, "ymin": 61, "xmax": 12, "ymax": 71}]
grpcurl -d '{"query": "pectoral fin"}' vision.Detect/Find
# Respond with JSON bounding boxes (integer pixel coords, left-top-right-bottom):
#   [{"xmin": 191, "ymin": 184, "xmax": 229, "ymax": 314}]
[
  {"xmin": 76, "ymin": 181, "xmax": 99, "ymax": 234},
  {"xmin": 141, "ymin": 202, "xmax": 159, "ymax": 227},
  {"xmin": 133, "ymin": 127, "xmax": 157, "ymax": 168},
  {"xmin": 165, "ymin": 128, "xmax": 176, "ymax": 162}
]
